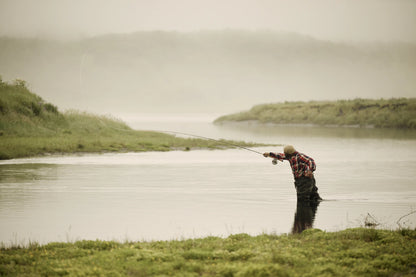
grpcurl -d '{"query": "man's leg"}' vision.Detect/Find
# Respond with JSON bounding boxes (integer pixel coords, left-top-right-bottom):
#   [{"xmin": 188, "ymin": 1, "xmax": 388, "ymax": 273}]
[
  {"xmin": 292, "ymin": 200, "xmax": 321, "ymax": 234},
  {"xmin": 294, "ymin": 177, "xmax": 313, "ymax": 202},
  {"xmin": 310, "ymin": 177, "xmax": 322, "ymax": 201}
]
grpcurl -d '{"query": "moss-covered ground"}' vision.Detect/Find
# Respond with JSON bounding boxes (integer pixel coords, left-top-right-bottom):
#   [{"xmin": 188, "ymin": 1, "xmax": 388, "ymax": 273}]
[{"xmin": 1, "ymin": 228, "xmax": 415, "ymax": 276}]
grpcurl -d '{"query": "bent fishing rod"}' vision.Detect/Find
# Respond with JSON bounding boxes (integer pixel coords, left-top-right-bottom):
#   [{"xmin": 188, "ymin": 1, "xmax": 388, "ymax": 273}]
[
  {"xmin": 161, "ymin": 130, "xmax": 282, "ymax": 165},
  {"xmin": 159, "ymin": 130, "xmax": 264, "ymax": 155},
  {"xmin": 99, "ymin": 121, "xmax": 280, "ymax": 164},
  {"xmin": 103, "ymin": 122, "xmax": 261, "ymax": 155}
]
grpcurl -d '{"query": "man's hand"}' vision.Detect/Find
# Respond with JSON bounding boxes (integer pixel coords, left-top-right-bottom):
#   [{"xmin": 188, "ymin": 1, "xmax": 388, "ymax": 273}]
[{"xmin": 263, "ymin": 152, "xmax": 270, "ymax": 158}]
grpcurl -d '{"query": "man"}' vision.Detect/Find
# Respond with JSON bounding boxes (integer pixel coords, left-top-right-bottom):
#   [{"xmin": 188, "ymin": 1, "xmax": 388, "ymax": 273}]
[{"xmin": 263, "ymin": 145, "xmax": 322, "ymax": 202}]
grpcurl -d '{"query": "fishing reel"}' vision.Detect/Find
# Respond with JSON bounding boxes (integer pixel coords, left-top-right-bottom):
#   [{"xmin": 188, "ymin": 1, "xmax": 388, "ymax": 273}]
[{"xmin": 272, "ymin": 158, "xmax": 279, "ymax": 165}]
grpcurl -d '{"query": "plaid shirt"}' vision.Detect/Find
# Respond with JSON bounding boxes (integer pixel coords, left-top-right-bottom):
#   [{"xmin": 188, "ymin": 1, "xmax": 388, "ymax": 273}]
[{"xmin": 269, "ymin": 151, "xmax": 316, "ymax": 178}]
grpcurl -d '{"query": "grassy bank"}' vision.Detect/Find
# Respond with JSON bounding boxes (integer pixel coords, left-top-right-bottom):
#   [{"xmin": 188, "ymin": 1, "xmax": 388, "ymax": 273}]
[
  {"xmin": 214, "ymin": 98, "xmax": 416, "ymax": 129},
  {"xmin": 0, "ymin": 79, "xmax": 261, "ymax": 160},
  {"xmin": 1, "ymin": 228, "xmax": 415, "ymax": 276}
]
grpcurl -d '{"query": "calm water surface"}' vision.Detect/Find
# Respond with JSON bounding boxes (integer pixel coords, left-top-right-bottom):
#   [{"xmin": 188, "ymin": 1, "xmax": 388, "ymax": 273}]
[{"xmin": 0, "ymin": 114, "xmax": 415, "ymax": 245}]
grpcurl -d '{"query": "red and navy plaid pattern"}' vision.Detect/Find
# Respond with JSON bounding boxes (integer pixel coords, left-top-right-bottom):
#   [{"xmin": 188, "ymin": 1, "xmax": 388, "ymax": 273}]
[{"xmin": 269, "ymin": 151, "xmax": 316, "ymax": 178}]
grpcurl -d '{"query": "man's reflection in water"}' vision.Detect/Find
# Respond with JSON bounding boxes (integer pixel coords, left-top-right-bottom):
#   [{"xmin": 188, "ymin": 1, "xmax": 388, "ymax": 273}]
[{"xmin": 292, "ymin": 201, "xmax": 320, "ymax": 234}]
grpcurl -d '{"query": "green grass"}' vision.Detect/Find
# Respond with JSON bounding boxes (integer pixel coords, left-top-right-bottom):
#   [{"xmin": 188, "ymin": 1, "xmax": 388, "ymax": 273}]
[
  {"xmin": 0, "ymin": 78, "xmax": 263, "ymax": 160},
  {"xmin": 1, "ymin": 228, "xmax": 415, "ymax": 276},
  {"xmin": 214, "ymin": 99, "xmax": 416, "ymax": 129}
]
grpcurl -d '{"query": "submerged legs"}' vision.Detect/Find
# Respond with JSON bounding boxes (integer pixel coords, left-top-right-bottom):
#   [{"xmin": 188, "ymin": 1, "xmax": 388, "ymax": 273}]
[
  {"xmin": 292, "ymin": 200, "xmax": 320, "ymax": 234},
  {"xmin": 294, "ymin": 177, "xmax": 322, "ymax": 202}
]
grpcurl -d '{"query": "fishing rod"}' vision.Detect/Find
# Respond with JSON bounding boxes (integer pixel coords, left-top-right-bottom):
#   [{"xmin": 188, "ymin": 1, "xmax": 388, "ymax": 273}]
[
  {"xmin": 97, "ymin": 121, "xmax": 280, "ymax": 164},
  {"xmin": 95, "ymin": 119, "xmax": 260, "ymax": 154},
  {"xmin": 160, "ymin": 130, "xmax": 264, "ymax": 155},
  {"xmin": 162, "ymin": 130, "xmax": 282, "ymax": 165}
]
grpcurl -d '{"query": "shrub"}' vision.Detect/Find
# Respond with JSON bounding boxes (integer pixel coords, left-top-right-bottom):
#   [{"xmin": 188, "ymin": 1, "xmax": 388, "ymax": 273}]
[
  {"xmin": 44, "ymin": 103, "xmax": 58, "ymax": 114},
  {"xmin": 13, "ymin": 79, "xmax": 28, "ymax": 89}
]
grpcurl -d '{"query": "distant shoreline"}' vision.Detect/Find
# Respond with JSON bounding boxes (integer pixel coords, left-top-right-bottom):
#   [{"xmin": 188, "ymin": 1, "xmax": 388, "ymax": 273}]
[
  {"xmin": 215, "ymin": 120, "xmax": 377, "ymax": 129},
  {"xmin": 214, "ymin": 98, "xmax": 416, "ymax": 129}
]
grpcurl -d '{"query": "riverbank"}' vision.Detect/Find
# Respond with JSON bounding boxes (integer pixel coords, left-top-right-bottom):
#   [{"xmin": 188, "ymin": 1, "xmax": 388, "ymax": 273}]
[
  {"xmin": 214, "ymin": 98, "xmax": 416, "ymax": 129},
  {"xmin": 0, "ymin": 79, "xmax": 263, "ymax": 160},
  {"xmin": 1, "ymin": 228, "xmax": 415, "ymax": 276}
]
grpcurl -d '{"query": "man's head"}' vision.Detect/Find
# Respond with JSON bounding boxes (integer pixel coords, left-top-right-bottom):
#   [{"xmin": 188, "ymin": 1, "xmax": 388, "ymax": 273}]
[{"xmin": 284, "ymin": 145, "xmax": 296, "ymax": 157}]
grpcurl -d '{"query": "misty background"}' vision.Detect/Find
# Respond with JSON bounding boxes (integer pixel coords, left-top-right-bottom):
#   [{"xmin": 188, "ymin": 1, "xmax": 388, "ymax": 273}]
[
  {"xmin": 0, "ymin": 0, "xmax": 415, "ymax": 114},
  {"xmin": 1, "ymin": 0, "xmax": 416, "ymax": 246}
]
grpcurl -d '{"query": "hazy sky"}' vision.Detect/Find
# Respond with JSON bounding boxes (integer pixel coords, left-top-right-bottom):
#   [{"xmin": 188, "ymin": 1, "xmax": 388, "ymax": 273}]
[{"xmin": 1, "ymin": 0, "xmax": 415, "ymax": 42}]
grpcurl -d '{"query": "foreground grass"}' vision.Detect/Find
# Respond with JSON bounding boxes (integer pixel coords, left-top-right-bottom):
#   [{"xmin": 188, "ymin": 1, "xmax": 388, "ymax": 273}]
[
  {"xmin": 0, "ymin": 79, "xmax": 262, "ymax": 160},
  {"xmin": 1, "ymin": 228, "xmax": 415, "ymax": 276},
  {"xmin": 214, "ymin": 98, "xmax": 416, "ymax": 129}
]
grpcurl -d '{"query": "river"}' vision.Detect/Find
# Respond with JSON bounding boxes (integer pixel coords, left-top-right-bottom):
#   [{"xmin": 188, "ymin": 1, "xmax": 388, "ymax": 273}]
[{"xmin": 0, "ymin": 114, "xmax": 415, "ymax": 245}]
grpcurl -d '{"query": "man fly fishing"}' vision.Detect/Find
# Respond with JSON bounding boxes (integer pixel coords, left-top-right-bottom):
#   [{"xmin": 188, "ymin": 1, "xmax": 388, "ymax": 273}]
[{"xmin": 263, "ymin": 145, "xmax": 322, "ymax": 202}]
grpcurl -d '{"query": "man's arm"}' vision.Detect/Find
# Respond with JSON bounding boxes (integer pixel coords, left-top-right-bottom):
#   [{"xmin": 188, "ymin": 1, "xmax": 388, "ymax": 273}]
[{"xmin": 263, "ymin": 152, "xmax": 285, "ymax": 161}]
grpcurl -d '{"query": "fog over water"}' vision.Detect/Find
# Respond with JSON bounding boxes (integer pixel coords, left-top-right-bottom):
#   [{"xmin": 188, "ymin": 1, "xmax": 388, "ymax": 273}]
[
  {"xmin": 1, "ymin": 0, "xmax": 416, "ymax": 42},
  {"xmin": 0, "ymin": 0, "xmax": 415, "ymax": 114},
  {"xmin": 1, "ymin": 0, "xmax": 416, "ymax": 244}
]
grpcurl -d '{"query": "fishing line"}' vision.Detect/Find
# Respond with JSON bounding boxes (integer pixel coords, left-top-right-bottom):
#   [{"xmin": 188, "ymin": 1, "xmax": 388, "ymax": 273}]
[
  {"xmin": 96, "ymin": 120, "xmax": 280, "ymax": 162},
  {"xmin": 161, "ymin": 130, "xmax": 281, "ymax": 164},
  {"xmin": 96, "ymin": 120, "xmax": 262, "ymax": 154},
  {"xmin": 157, "ymin": 130, "xmax": 264, "ymax": 156}
]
